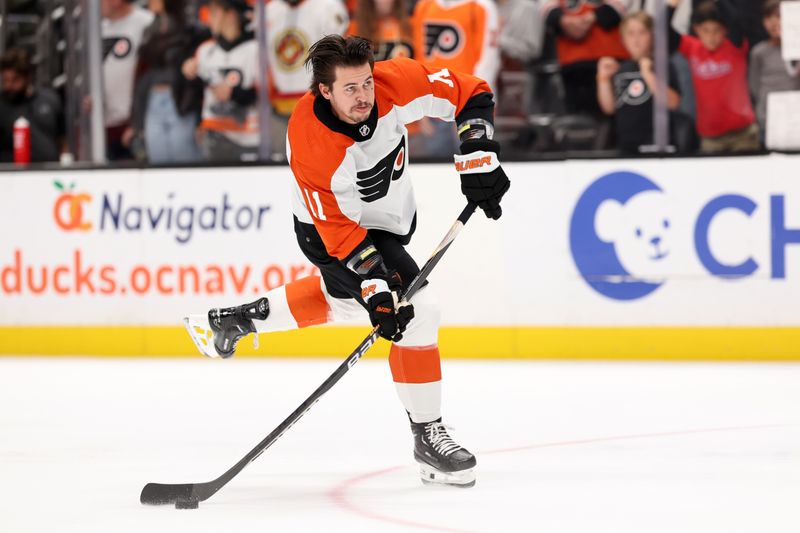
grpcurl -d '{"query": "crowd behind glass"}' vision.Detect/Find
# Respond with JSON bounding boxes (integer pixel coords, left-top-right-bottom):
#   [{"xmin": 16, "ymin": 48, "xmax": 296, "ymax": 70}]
[{"xmin": 0, "ymin": 0, "xmax": 798, "ymax": 165}]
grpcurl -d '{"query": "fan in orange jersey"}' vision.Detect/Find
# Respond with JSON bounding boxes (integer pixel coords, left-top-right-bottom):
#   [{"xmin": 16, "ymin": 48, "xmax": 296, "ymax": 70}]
[
  {"xmin": 186, "ymin": 35, "xmax": 510, "ymax": 488},
  {"xmin": 542, "ymin": 0, "xmax": 631, "ymax": 114},
  {"xmin": 348, "ymin": 0, "xmax": 414, "ymax": 61},
  {"xmin": 411, "ymin": 0, "xmax": 500, "ymax": 91},
  {"xmin": 409, "ymin": 0, "xmax": 500, "ymax": 157}
]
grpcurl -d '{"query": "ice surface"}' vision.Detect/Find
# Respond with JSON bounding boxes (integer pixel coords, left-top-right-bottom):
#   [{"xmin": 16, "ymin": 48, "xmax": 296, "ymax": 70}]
[{"xmin": 1, "ymin": 357, "xmax": 799, "ymax": 533}]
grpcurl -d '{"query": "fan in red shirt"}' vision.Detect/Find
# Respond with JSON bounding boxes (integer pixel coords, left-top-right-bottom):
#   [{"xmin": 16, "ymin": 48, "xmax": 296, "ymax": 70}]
[{"xmin": 668, "ymin": 0, "xmax": 759, "ymax": 153}]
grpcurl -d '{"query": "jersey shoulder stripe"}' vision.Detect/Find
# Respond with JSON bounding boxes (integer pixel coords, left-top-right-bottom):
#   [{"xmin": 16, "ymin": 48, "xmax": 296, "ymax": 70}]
[{"xmin": 287, "ymin": 93, "xmax": 354, "ymax": 190}]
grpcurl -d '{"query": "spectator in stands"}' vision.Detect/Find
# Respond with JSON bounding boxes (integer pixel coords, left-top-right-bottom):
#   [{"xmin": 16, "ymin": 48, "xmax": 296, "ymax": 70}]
[
  {"xmin": 101, "ymin": 0, "xmax": 155, "ymax": 160},
  {"xmin": 182, "ymin": 0, "xmax": 259, "ymax": 162},
  {"xmin": 750, "ymin": 0, "xmax": 800, "ymax": 136},
  {"xmin": 410, "ymin": 0, "xmax": 500, "ymax": 157},
  {"xmin": 597, "ymin": 11, "xmax": 688, "ymax": 153},
  {"xmin": 0, "ymin": 48, "xmax": 65, "ymax": 163},
  {"xmin": 130, "ymin": 0, "xmax": 206, "ymax": 164},
  {"xmin": 668, "ymin": 0, "xmax": 758, "ymax": 153},
  {"xmin": 542, "ymin": 0, "xmax": 631, "ymax": 115},
  {"xmin": 633, "ymin": 0, "xmax": 695, "ymax": 119},
  {"xmin": 266, "ymin": 0, "xmax": 349, "ymax": 160},
  {"xmin": 349, "ymin": 0, "xmax": 414, "ymax": 61}
]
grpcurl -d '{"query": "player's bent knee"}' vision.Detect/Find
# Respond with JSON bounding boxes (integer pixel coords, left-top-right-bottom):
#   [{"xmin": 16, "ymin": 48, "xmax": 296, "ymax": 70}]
[{"xmin": 397, "ymin": 286, "xmax": 441, "ymax": 347}]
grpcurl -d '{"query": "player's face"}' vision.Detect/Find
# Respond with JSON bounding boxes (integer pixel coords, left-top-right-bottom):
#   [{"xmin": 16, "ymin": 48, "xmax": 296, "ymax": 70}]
[
  {"xmin": 321, "ymin": 63, "xmax": 375, "ymax": 124},
  {"xmin": 694, "ymin": 21, "xmax": 727, "ymax": 52},
  {"xmin": 621, "ymin": 19, "xmax": 652, "ymax": 60}
]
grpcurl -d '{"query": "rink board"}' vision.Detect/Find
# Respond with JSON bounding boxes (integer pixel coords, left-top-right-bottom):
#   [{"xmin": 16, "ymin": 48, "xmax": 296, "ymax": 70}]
[{"xmin": 1, "ymin": 155, "xmax": 800, "ymax": 359}]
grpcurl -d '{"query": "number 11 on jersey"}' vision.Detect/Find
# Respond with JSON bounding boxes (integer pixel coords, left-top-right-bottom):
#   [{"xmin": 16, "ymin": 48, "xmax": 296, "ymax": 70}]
[{"xmin": 304, "ymin": 188, "xmax": 327, "ymax": 221}]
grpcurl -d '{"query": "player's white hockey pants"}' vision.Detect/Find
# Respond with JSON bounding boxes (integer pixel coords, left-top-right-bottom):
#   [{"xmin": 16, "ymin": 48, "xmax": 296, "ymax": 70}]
[{"xmin": 251, "ymin": 276, "xmax": 442, "ymax": 423}]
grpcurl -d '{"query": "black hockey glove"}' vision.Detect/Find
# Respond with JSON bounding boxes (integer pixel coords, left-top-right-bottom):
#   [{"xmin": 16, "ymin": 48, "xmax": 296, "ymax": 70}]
[
  {"xmin": 347, "ymin": 243, "xmax": 415, "ymax": 342},
  {"xmin": 361, "ymin": 271, "xmax": 415, "ymax": 342},
  {"xmin": 454, "ymin": 139, "xmax": 511, "ymax": 220}
]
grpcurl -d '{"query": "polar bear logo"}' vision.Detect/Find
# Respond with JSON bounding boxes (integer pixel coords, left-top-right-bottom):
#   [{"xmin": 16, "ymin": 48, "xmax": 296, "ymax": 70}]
[{"xmin": 595, "ymin": 190, "xmax": 672, "ymax": 282}]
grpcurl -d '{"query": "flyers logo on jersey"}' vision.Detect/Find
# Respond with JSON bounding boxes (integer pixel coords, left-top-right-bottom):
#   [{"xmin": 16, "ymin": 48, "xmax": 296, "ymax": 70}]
[
  {"xmin": 376, "ymin": 41, "xmax": 414, "ymax": 62},
  {"xmin": 219, "ymin": 68, "xmax": 244, "ymax": 87},
  {"xmin": 102, "ymin": 37, "xmax": 132, "ymax": 60},
  {"xmin": 423, "ymin": 23, "xmax": 464, "ymax": 59},
  {"xmin": 356, "ymin": 137, "xmax": 406, "ymax": 203}
]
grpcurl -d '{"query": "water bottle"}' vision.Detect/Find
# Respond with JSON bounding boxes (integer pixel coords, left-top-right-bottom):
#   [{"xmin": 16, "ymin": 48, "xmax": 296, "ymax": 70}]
[{"xmin": 13, "ymin": 116, "xmax": 31, "ymax": 164}]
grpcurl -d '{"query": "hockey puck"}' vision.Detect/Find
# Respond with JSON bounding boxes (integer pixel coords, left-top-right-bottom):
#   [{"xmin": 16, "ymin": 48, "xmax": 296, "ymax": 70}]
[{"xmin": 175, "ymin": 499, "xmax": 199, "ymax": 510}]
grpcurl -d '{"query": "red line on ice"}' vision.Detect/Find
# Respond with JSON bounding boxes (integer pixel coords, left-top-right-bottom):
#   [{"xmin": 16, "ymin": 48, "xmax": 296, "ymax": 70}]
[{"xmin": 328, "ymin": 423, "xmax": 797, "ymax": 532}]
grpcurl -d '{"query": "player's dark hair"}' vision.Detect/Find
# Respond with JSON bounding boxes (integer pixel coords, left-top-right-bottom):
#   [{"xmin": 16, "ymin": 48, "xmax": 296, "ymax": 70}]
[
  {"xmin": 305, "ymin": 35, "xmax": 375, "ymax": 96},
  {"xmin": 0, "ymin": 48, "xmax": 32, "ymax": 77},
  {"xmin": 691, "ymin": 1, "xmax": 726, "ymax": 28}
]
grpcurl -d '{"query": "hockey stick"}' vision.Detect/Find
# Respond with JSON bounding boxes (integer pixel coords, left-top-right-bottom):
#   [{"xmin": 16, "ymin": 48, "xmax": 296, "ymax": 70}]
[{"xmin": 140, "ymin": 201, "xmax": 478, "ymax": 508}]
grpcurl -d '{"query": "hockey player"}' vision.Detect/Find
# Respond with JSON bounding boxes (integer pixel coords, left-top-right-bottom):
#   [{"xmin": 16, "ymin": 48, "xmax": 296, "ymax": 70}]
[{"xmin": 186, "ymin": 35, "xmax": 510, "ymax": 487}]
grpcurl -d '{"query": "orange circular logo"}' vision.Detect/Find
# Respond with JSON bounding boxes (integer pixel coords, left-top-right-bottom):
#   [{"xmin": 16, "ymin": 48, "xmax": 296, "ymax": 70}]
[
  {"xmin": 54, "ymin": 192, "xmax": 93, "ymax": 231},
  {"xmin": 275, "ymin": 30, "xmax": 308, "ymax": 72}
]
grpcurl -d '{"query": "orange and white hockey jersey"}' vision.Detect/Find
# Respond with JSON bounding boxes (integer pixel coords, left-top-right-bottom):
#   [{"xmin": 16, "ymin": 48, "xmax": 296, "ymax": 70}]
[
  {"xmin": 267, "ymin": 0, "xmax": 349, "ymax": 115},
  {"xmin": 411, "ymin": 0, "xmax": 500, "ymax": 91},
  {"xmin": 287, "ymin": 57, "xmax": 494, "ymax": 260}
]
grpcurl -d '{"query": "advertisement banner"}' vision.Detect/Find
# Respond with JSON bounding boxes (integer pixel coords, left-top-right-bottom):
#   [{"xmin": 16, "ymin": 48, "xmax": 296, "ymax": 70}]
[{"xmin": 1, "ymin": 155, "xmax": 799, "ymax": 358}]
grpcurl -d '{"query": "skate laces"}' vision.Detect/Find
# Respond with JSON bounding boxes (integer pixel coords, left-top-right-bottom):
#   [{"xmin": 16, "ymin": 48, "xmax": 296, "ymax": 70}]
[{"xmin": 425, "ymin": 422, "xmax": 462, "ymax": 456}]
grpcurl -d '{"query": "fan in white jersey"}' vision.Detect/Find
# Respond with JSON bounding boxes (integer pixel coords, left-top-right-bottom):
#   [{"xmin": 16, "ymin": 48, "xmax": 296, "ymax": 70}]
[
  {"xmin": 181, "ymin": 0, "xmax": 259, "ymax": 162},
  {"xmin": 185, "ymin": 36, "xmax": 511, "ymax": 488},
  {"xmin": 265, "ymin": 0, "xmax": 349, "ymax": 160},
  {"xmin": 101, "ymin": 0, "xmax": 154, "ymax": 160}
]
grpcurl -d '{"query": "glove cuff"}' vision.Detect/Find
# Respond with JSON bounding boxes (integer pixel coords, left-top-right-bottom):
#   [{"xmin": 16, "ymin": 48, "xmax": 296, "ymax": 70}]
[
  {"xmin": 454, "ymin": 150, "xmax": 500, "ymax": 175},
  {"xmin": 460, "ymin": 138, "xmax": 501, "ymax": 156},
  {"xmin": 361, "ymin": 278, "xmax": 390, "ymax": 303}
]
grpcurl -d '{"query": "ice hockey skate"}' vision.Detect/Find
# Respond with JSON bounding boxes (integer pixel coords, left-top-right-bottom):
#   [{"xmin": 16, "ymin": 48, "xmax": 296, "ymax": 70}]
[
  {"xmin": 184, "ymin": 298, "xmax": 269, "ymax": 358},
  {"xmin": 412, "ymin": 419, "xmax": 476, "ymax": 488}
]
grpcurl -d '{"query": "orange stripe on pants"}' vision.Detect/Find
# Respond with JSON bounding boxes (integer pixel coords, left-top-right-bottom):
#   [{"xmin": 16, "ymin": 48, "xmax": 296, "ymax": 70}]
[
  {"xmin": 389, "ymin": 344, "xmax": 442, "ymax": 384},
  {"xmin": 285, "ymin": 276, "xmax": 330, "ymax": 328}
]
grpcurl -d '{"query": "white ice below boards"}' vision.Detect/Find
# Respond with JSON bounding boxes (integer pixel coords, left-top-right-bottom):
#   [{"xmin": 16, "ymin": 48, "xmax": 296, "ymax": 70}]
[{"xmin": 1, "ymin": 357, "xmax": 799, "ymax": 533}]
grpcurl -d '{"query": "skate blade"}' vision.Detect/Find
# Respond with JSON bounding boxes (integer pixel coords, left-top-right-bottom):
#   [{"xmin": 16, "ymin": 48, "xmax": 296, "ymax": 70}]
[
  {"xmin": 183, "ymin": 314, "xmax": 221, "ymax": 358},
  {"xmin": 419, "ymin": 464, "xmax": 475, "ymax": 488}
]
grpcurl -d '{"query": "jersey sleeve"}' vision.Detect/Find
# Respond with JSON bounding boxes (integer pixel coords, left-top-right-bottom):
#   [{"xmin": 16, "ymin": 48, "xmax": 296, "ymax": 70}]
[
  {"xmin": 377, "ymin": 57, "xmax": 495, "ymax": 127},
  {"xmin": 194, "ymin": 40, "xmax": 213, "ymax": 83}
]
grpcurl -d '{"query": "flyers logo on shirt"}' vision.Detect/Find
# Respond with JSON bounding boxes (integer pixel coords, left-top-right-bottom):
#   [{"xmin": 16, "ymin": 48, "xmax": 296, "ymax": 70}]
[
  {"xmin": 356, "ymin": 137, "xmax": 406, "ymax": 203},
  {"xmin": 220, "ymin": 68, "xmax": 244, "ymax": 87},
  {"xmin": 102, "ymin": 37, "xmax": 133, "ymax": 60},
  {"xmin": 376, "ymin": 41, "xmax": 414, "ymax": 62},
  {"xmin": 423, "ymin": 22, "xmax": 464, "ymax": 59},
  {"xmin": 274, "ymin": 29, "xmax": 309, "ymax": 72}
]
